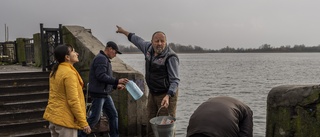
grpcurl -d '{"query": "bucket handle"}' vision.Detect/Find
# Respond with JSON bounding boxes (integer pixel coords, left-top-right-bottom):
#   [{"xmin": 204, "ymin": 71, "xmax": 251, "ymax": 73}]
[{"xmin": 156, "ymin": 106, "xmax": 171, "ymax": 117}]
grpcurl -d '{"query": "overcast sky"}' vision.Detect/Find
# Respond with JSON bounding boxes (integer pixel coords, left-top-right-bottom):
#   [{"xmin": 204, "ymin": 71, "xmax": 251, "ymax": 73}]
[{"xmin": 1, "ymin": 0, "xmax": 320, "ymax": 50}]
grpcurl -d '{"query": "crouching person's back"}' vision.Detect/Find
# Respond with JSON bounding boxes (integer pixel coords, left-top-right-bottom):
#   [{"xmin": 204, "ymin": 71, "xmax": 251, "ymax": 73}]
[{"xmin": 187, "ymin": 96, "xmax": 253, "ymax": 137}]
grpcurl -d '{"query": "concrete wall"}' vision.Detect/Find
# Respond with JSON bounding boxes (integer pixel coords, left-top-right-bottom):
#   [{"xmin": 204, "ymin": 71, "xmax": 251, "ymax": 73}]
[
  {"xmin": 33, "ymin": 33, "xmax": 42, "ymax": 67},
  {"xmin": 61, "ymin": 26, "xmax": 97, "ymax": 84},
  {"xmin": 63, "ymin": 25, "xmax": 148, "ymax": 137},
  {"xmin": 16, "ymin": 38, "xmax": 26, "ymax": 64},
  {"xmin": 266, "ymin": 85, "xmax": 320, "ymax": 137}
]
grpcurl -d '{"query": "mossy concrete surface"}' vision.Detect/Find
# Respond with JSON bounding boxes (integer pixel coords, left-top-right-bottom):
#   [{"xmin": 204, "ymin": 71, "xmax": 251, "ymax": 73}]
[
  {"xmin": 266, "ymin": 85, "xmax": 320, "ymax": 137},
  {"xmin": 33, "ymin": 33, "xmax": 42, "ymax": 67},
  {"xmin": 16, "ymin": 38, "xmax": 26, "ymax": 63},
  {"xmin": 62, "ymin": 26, "xmax": 98, "ymax": 85}
]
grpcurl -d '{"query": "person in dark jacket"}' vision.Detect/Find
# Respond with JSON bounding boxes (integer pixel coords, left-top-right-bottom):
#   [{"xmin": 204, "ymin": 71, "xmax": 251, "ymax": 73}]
[
  {"xmin": 116, "ymin": 25, "xmax": 180, "ymax": 137},
  {"xmin": 187, "ymin": 96, "xmax": 253, "ymax": 137},
  {"xmin": 79, "ymin": 41, "xmax": 128, "ymax": 137}
]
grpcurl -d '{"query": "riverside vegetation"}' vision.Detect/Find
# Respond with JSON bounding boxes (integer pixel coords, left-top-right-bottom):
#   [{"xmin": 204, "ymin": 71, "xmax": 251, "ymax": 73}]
[{"xmin": 118, "ymin": 43, "xmax": 320, "ymax": 53}]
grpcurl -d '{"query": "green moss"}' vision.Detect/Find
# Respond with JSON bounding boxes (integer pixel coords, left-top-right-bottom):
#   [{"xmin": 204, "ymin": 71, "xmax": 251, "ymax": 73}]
[
  {"xmin": 267, "ymin": 87, "xmax": 320, "ymax": 137},
  {"xmin": 16, "ymin": 38, "xmax": 26, "ymax": 63},
  {"xmin": 33, "ymin": 33, "xmax": 42, "ymax": 67},
  {"xmin": 317, "ymin": 103, "xmax": 320, "ymax": 121},
  {"xmin": 119, "ymin": 86, "xmax": 129, "ymax": 134},
  {"xmin": 300, "ymin": 89, "xmax": 320, "ymax": 106},
  {"xmin": 294, "ymin": 106, "xmax": 320, "ymax": 136},
  {"xmin": 62, "ymin": 27, "xmax": 77, "ymax": 46}
]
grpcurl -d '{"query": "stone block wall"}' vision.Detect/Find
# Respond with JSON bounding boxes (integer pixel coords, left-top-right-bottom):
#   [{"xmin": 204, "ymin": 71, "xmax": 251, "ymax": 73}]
[
  {"xmin": 16, "ymin": 38, "xmax": 26, "ymax": 64},
  {"xmin": 266, "ymin": 85, "xmax": 320, "ymax": 137},
  {"xmin": 33, "ymin": 33, "xmax": 42, "ymax": 67}
]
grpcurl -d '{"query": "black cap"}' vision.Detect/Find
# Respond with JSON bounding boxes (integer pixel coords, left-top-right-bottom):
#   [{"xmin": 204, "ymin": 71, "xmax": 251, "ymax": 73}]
[{"xmin": 106, "ymin": 41, "xmax": 122, "ymax": 54}]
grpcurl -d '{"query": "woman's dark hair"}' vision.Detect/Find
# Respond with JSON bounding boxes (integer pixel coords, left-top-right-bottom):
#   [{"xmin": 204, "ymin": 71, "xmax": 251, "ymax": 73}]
[{"xmin": 50, "ymin": 44, "xmax": 74, "ymax": 78}]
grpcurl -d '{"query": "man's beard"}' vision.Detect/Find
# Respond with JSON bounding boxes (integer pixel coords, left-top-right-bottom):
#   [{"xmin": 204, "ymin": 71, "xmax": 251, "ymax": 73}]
[{"xmin": 154, "ymin": 47, "xmax": 164, "ymax": 54}]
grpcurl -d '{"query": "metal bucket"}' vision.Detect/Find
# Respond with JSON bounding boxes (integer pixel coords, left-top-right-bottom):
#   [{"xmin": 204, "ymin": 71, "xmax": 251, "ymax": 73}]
[{"xmin": 149, "ymin": 107, "xmax": 176, "ymax": 137}]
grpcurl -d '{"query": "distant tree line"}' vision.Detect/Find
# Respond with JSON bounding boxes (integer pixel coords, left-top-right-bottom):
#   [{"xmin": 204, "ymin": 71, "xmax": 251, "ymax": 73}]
[
  {"xmin": 219, "ymin": 44, "xmax": 320, "ymax": 53},
  {"xmin": 118, "ymin": 43, "xmax": 320, "ymax": 53}
]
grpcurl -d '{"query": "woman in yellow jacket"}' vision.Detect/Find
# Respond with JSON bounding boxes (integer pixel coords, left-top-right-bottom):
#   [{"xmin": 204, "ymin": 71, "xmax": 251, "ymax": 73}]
[{"xmin": 43, "ymin": 44, "xmax": 91, "ymax": 137}]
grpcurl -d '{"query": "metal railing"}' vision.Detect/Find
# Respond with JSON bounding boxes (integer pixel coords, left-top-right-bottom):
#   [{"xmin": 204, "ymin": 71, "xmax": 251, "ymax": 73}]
[{"xmin": 0, "ymin": 41, "xmax": 17, "ymax": 63}]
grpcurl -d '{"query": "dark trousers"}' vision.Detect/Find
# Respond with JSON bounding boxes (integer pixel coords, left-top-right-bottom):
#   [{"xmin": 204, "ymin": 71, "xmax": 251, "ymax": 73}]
[
  {"xmin": 147, "ymin": 90, "xmax": 178, "ymax": 137},
  {"xmin": 79, "ymin": 95, "xmax": 118, "ymax": 137}
]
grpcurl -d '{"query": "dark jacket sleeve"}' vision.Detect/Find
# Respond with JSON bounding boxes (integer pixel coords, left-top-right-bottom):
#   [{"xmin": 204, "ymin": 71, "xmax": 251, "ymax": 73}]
[
  {"xmin": 238, "ymin": 107, "xmax": 253, "ymax": 137},
  {"xmin": 128, "ymin": 33, "xmax": 150, "ymax": 55},
  {"xmin": 94, "ymin": 56, "xmax": 118, "ymax": 85},
  {"xmin": 166, "ymin": 56, "xmax": 180, "ymax": 97}
]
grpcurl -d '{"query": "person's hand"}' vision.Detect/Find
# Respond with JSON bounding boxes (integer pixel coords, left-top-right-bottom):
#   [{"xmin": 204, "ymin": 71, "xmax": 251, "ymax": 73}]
[
  {"xmin": 83, "ymin": 125, "xmax": 91, "ymax": 134},
  {"xmin": 161, "ymin": 95, "xmax": 170, "ymax": 108},
  {"xmin": 116, "ymin": 25, "xmax": 129, "ymax": 36},
  {"xmin": 118, "ymin": 78, "xmax": 129, "ymax": 85},
  {"xmin": 117, "ymin": 84, "xmax": 125, "ymax": 90}
]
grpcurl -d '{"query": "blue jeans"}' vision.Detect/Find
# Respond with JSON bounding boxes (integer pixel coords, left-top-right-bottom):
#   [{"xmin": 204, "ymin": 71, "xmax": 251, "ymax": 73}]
[{"xmin": 79, "ymin": 95, "xmax": 118, "ymax": 137}]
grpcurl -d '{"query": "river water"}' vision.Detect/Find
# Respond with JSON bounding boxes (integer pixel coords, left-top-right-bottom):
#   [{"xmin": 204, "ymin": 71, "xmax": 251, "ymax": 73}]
[{"xmin": 118, "ymin": 53, "xmax": 320, "ymax": 137}]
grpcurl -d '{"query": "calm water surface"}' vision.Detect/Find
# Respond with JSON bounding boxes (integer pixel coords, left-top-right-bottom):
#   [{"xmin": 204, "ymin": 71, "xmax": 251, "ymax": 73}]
[{"xmin": 118, "ymin": 53, "xmax": 320, "ymax": 137}]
